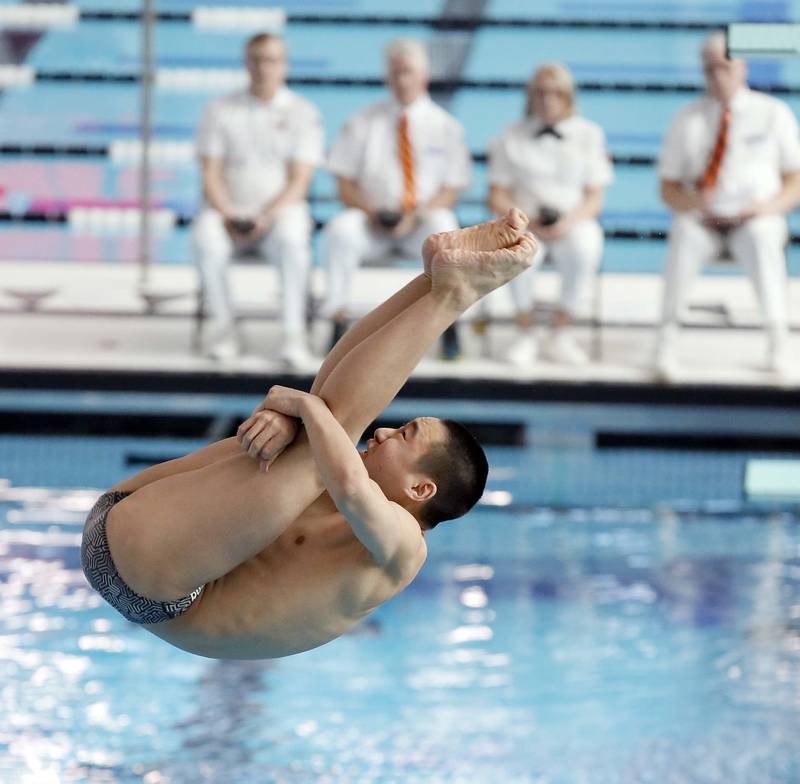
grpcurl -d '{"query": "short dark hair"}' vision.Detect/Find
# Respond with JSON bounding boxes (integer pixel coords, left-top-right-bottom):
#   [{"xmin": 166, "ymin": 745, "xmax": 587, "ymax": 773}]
[
  {"xmin": 417, "ymin": 420, "xmax": 488, "ymax": 529},
  {"xmin": 245, "ymin": 32, "xmax": 285, "ymax": 53}
]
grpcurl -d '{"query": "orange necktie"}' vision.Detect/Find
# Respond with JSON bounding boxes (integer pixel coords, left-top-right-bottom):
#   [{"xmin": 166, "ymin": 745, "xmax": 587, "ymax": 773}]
[
  {"xmin": 696, "ymin": 106, "xmax": 730, "ymax": 191},
  {"xmin": 398, "ymin": 112, "xmax": 416, "ymax": 211}
]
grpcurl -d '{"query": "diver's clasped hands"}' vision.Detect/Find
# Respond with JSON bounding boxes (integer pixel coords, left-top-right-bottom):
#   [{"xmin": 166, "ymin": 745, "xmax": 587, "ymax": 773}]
[{"xmin": 236, "ymin": 386, "xmax": 317, "ymax": 472}]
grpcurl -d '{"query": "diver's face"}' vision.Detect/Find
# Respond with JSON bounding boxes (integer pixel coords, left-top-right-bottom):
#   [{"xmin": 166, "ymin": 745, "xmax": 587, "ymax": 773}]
[
  {"xmin": 386, "ymin": 55, "xmax": 428, "ymax": 106},
  {"xmin": 361, "ymin": 417, "xmax": 445, "ymax": 502},
  {"xmin": 246, "ymin": 38, "xmax": 287, "ymax": 96}
]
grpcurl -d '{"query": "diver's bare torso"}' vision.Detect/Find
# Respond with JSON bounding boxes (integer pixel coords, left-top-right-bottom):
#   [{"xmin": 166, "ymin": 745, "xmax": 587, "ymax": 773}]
[
  {"xmin": 145, "ymin": 494, "xmax": 427, "ymax": 660},
  {"xmin": 91, "ymin": 211, "xmax": 534, "ymax": 657}
]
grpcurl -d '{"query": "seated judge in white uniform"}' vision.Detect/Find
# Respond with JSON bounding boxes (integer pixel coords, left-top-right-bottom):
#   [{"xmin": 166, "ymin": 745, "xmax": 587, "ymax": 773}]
[
  {"xmin": 655, "ymin": 32, "xmax": 800, "ymax": 378},
  {"xmin": 192, "ymin": 33, "xmax": 324, "ymax": 367},
  {"xmin": 321, "ymin": 37, "xmax": 472, "ymax": 354},
  {"xmin": 487, "ymin": 63, "xmax": 612, "ymax": 366}
]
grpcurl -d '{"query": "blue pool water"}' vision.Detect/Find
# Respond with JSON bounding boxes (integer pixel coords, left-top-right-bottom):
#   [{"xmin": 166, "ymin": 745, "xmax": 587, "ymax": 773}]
[{"xmin": 2, "ymin": 436, "xmax": 800, "ymax": 783}]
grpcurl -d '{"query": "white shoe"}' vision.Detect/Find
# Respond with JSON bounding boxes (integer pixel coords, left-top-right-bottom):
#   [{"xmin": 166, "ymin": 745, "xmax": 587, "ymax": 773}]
[
  {"xmin": 546, "ymin": 332, "xmax": 588, "ymax": 366},
  {"xmin": 768, "ymin": 337, "xmax": 792, "ymax": 375},
  {"xmin": 281, "ymin": 335, "xmax": 313, "ymax": 370},
  {"xmin": 654, "ymin": 342, "xmax": 680, "ymax": 381},
  {"xmin": 504, "ymin": 334, "xmax": 538, "ymax": 367},
  {"xmin": 203, "ymin": 330, "xmax": 239, "ymax": 362},
  {"xmin": 653, "ymin": 324, "xmax": 680, "ymax": 381}
]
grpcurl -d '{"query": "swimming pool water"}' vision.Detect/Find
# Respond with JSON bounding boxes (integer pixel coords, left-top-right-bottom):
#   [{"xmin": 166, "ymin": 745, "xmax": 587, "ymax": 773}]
[{"xmin": 2, "ymin": 460, "xmax": 800, "ymax": 783}]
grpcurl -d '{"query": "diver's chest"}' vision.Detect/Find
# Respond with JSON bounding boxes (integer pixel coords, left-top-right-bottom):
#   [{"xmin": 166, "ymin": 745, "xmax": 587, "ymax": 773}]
[{"xmin": 271, "ymin": 514, "xmax": 361, "ymax": 557}]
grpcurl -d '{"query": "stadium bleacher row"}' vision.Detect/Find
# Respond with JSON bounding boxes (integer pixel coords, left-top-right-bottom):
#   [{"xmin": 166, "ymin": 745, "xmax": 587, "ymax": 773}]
[{"xmin": 1, "ymin": 0, "xmax": 799, "ymax": 279}]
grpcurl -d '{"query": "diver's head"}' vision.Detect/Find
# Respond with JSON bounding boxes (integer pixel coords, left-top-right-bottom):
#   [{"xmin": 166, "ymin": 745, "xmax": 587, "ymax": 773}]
[{"xmin": 361, "ymin": 417, "xmax": 488, "ymax": 530}]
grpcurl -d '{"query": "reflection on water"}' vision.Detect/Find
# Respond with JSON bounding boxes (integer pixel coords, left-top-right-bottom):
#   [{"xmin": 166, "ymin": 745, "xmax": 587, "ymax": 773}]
[
  {"xmin": 165, "ymin": 659, "xmax": 273, "ymax": 780},
  {"xmin": 1, "ymin": 489, "xmax": 799, "ymax": 783}
]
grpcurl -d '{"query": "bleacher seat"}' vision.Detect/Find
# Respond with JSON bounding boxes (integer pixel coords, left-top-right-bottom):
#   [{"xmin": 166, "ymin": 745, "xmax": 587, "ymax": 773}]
[{"xmin": 2, "ymin": 0, "xmax": 800, "ymax": 302}]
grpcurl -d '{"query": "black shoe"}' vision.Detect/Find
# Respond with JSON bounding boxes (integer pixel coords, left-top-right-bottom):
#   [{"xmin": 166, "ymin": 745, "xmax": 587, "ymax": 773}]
[
  {"xmin": 329, "ymin": 319, "xmax": 347, "ymax": 352},
  {"xmin": 440, "ymin": 325, "xmax": 462, "ymax": 361}
]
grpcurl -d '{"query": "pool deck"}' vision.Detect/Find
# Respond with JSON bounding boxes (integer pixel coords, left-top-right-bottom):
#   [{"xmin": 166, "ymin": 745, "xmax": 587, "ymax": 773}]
[{"xmin": 2, "ymin": 259, "xmax": 800, "ymax": 405}]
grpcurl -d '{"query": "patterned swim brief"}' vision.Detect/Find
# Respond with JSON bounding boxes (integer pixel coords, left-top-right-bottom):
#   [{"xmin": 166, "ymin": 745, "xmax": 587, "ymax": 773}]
[{"xmin": 81, "ymin": 490, "xmax": 204, "ymax": 625}]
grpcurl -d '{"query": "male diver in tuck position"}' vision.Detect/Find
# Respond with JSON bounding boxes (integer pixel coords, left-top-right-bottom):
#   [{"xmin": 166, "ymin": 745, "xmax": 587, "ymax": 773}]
[{"xmin": 81, "ymin": 210, "xmax": 537, "ymax": 659}]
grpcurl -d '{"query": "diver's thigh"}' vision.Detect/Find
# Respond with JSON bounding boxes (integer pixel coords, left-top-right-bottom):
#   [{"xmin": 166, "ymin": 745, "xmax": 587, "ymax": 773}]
[
  {"xmin": 111, "ymin": 438, "xmax": 243, "ymax": 494},
  {"xmin": 105, "ymin": 433, "xmax": 324, "ymax": 600}
]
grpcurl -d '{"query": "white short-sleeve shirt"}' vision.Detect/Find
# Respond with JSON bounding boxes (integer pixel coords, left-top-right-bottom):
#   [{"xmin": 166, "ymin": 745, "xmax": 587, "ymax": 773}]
[
  {"xmin": 196, "ymin": 87, "xmax": 324, "ymax": 213},
  {"xmin": 487, "ymin": 115, "xmax": 613, "ymax": 217},
  {"xmin": 327, "ymin": 94, "xmax": 472, "ymax": 210},
  {"xmin": 658, "ymin": 87, "xmax": 800, "ymax": 216}
]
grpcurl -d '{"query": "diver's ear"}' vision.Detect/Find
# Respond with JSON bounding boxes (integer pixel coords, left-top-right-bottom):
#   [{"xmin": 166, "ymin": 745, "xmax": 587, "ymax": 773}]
[{"xmin": 405, "ymin": 480, "xmax": 437, "ymax": 503}]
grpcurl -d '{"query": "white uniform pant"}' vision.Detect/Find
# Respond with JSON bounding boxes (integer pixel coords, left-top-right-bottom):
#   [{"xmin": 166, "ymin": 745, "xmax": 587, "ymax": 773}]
[
  {"xmin": 321, "ymin": 207, "xmax": 459, "ymax": 317},
  {"xmin": 502, "ymin": 218, "xmax": 603, "ymax": 318},
  {"xmin": 660, "ymin": 212, "xmax": 788, "ymax": 331},
  {"xmin": 192, "ymin": 202, "xmax": 312, "ymax": 337}
]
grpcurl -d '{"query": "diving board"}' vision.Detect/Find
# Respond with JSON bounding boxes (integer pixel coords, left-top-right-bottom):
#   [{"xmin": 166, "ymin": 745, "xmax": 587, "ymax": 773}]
[
  {"xmin": 728, "ymin": 23, "xmax": 800, "ymax": 58},
  {"xmin": 744, "ymin": 459, "xmax": 800, "ymax": 502}
]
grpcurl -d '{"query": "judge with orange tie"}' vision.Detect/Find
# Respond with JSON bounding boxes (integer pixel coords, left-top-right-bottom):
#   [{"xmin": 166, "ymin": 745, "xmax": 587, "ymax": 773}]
[
  {"xmin": 320, "ymin": 38, "xmax": 472, "ymax": 356},
  {"xmin": 655, "ymin": 32, "xmax": 800, "ymax": 378}
]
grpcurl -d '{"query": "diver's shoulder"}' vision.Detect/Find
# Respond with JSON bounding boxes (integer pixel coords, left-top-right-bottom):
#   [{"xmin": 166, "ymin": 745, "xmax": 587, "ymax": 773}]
[{"xmin": 384, "ymin": 522, "xmax": 427, "ymax": 585}]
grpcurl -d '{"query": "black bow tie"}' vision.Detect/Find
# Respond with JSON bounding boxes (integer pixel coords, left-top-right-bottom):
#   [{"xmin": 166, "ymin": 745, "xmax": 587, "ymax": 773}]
[{"xmin": 535, "ymin": 125, "xmax": 563, "ymax": 140}]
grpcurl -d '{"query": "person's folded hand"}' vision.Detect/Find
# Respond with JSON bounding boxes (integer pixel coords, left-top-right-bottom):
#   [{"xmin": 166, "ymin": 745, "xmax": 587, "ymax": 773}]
[
  {"xmin": 532, "ymin": 221, "xmax": 557, "ymax": 242},
  {"xmin": 259, "ymin": 385, "xmax": 315, "ymax": 419},
  {"xmin": 737, "ymin": 202, "xmax": 767, "ymax": 223},
  {"xmin": 236, "ymin": 408, "xmax": 300, "ymax": 471},
  {"xmin": 390, "ymin": 210, "xmax": 419, "ymax": 239},
  {"xmin": 245, "ymin": 211, "xmax": 274, "ymax": 241},
  {"xmin": 701, "ymin": 213, "xmax": 740, "ymax": 231}
]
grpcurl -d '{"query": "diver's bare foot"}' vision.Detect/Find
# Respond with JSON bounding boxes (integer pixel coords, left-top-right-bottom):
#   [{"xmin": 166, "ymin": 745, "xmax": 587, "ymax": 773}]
[
  {"xmin": 422, "ymin": 208, "xmax": 529, "ymax": 277},
  {"xmin": 430, "ymin": 231, "xmax": 538, "ymax": 310}
]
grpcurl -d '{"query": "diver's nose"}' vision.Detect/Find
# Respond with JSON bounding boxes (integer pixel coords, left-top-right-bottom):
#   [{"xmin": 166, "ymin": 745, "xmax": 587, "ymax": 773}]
[{"xmin": 373, "ymin": 427, "xmax": 395, "ymax": 443}]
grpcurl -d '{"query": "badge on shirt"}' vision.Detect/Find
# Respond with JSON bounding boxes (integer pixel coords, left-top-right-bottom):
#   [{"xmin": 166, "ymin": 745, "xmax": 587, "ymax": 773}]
[{"xmin": 744, "ymin": 133, "xmax": 767, "ymax": 146}]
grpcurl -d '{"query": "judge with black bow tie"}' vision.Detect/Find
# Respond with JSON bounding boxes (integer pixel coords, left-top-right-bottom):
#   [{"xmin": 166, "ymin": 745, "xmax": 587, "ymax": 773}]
[{"xmin": 486, "ymin": 62, "xmax": 613, "ymax": 367}]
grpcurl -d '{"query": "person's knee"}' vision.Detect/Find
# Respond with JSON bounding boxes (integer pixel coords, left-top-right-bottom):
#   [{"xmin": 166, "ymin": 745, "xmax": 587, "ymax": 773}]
[
  {"xmin": 735, "ymin": 214, "xmax": 787, "ymax": 253},
  {"xmin": 193, "ymin": 209, "xmax": 232, "ymax": 261},
  {"xmin": 417, "ymin": 207, "xmax": 459, "ymax": 235},
  {"xmin": 669, "ymin": 212, "xmax": 708, "ymax": 245},
  {"xmin": 324, "ymin": 208, "xmax": 369, "ymax": 242},
  {"xmin": 557, "ymin": 247, "xmax": 598, "ymax": 318},
  {"xmin": 268, "ymin": 205, "xmax": 313, "ymax": 266},
  {"xmin": 557, "ymin": 220, "xmax": 603, "ymax": 273},
  {"xmin": 270, "ymin": 202, "xmax": 312, "ymax": 242},
  {"xmin": 271, "ymin": 240, "xmax": 311, "ymax": 280},
  {"xmin": 322, "ymin": 208, "xmax": 370, "ymax": 264},
  {"xmin": 665, "ymin": 212, "xmax": 717, "ymax": 269}
]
